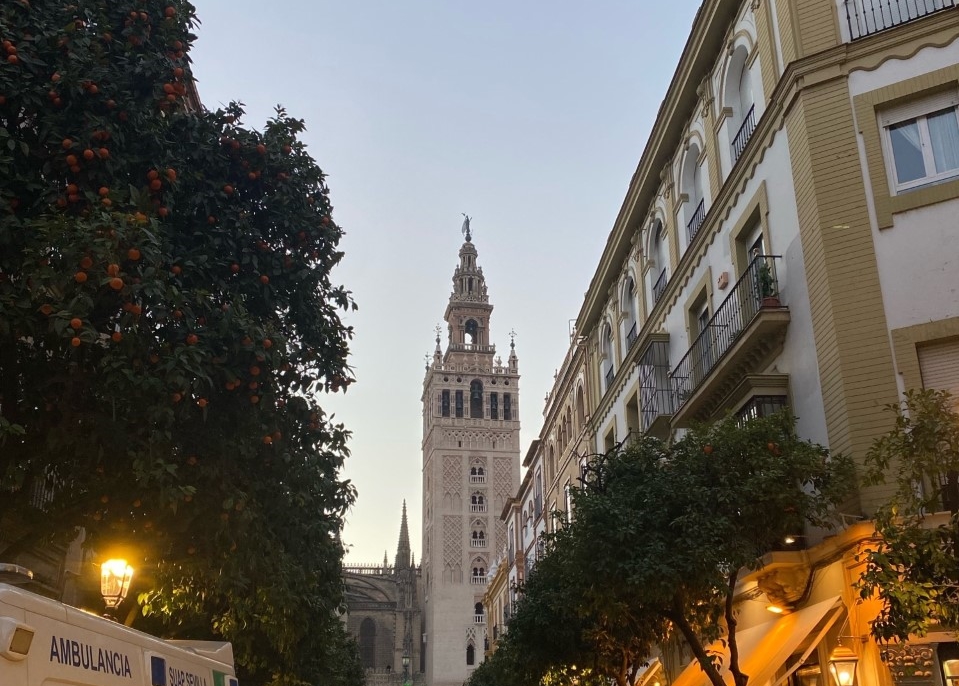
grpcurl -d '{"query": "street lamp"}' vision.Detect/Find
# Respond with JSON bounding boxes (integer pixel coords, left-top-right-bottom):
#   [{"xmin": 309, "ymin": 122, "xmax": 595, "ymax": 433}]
[
  {"xmin": 100, "ymin": 559, "xmax": 134, "ymax": 616},
  {"xmin": 828, "ymin": 644, "xmax": 859, "ymax": 686},
  {"xmin": 402, "ymin": 651, "xmax": 410, "ymax": 684}
]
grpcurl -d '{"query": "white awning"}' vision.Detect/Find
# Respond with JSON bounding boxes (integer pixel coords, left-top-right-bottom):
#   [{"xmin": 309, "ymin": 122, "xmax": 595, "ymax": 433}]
[{"xmin": 670, "ymin": 595, "xmax": 843, "ymax": 686}]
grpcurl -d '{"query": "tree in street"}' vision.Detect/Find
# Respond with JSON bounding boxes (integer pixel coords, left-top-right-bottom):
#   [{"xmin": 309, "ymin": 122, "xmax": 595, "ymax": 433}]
[
  {"xmin": 487, "ymin": 412, "xmax": 852, "ymax": 686},
  {"xmin": 0, "ymin": 1, "xmax": 358, "ymax": 684},
  {"xmin": 857, "ymin": 389, "xmax": 959, "ymax": 642}
]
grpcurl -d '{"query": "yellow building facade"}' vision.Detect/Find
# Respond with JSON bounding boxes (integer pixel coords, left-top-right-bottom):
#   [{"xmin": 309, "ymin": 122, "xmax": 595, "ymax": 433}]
[{"xmin": 489, "ymin": 0, "xmax": 959, "ymax": 683}]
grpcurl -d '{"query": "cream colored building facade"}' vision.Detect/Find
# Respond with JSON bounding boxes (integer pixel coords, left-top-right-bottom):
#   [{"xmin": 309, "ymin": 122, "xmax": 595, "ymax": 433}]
[
  {"xmin": 421, "ymin": 234, "xmax": 521, "ymax": 686},
  {"xmin": 489, "ymin": 0, "xmax": 959, "ymax": 683}
]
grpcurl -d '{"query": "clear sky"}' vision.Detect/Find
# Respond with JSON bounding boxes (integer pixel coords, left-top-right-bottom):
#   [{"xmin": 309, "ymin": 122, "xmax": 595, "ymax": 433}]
[{"xmin": 189, "ymin": 0, "xmax": 703, "ymax": 564}]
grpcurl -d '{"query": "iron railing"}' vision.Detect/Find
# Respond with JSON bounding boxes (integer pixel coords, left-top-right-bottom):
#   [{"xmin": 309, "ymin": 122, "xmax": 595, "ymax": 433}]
[
  {"xmin": 686, "ymin": 198, "xmax": 706, "ymax": 243},
  {"xmin": 731, "ymin": 104, "xmax": 756, "ymax": 163},
  {"xmin": 604, "ymin": 366, "xmax": 615, "ymax": 391},
  {"xmin": 670, "ymin": 255, "xmax": 782, "ymax": 406},
  {"xmin": 653, "ymin": 268, "xmax": 669, "ymax": 305},
  {"xmin": 639, "ymin": 338, "xmax": 677, "ymax": 430},
  {"xmin": 844, "ymin": 0, "xmax": 954, "ymax": 39},
  {"xmin": 626, "ymin": 322, "xmax": 638, "ymax": 350}
]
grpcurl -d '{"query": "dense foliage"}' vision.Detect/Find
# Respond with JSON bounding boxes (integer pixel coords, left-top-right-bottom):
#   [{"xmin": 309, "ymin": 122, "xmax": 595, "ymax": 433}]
[
  {"xmin": 0, "ymin": 1, "xmax": 358, "ymax": 684},
  {"xmin": 858, "ymin": 389, "xmax": 959, "ymax": 642},
  {"xmin": 476, "ymin": 413, "xmax": 852, "ymax": 686}
]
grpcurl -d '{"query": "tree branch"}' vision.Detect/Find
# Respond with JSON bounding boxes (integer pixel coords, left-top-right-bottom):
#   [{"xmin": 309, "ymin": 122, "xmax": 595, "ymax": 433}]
[
  {"xmin": 725, "ymin": 569, "xmax": 748, "ymax": 686},
  {"xmin": 666, "ymin": 596, "xmax": 725, "ymax": 686}
]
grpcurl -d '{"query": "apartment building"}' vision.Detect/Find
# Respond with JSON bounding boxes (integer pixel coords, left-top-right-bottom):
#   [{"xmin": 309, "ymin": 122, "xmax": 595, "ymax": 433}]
[{"xmin": 492, "ymin": 0, "xmax": 959, "ymax": 683}]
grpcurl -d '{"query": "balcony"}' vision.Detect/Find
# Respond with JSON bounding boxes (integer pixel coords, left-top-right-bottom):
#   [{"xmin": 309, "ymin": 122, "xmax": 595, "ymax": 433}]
[
  {"xmin": 473, "ymin": 614, "xmax": 486, "ymax": 624},
  {"xmin": 686, "ymin": 198, "xmax": 706, "ymax": 243},
  {"xmin": 653, "ymin": 268, "xmax": 668, "ymax": 305},
  {"xmin": 470, "ymin": 575, "xmax": 487, "ymax": 585},
  {"xmin": 843, "ymin": 0, "xmax": 954, "ymax": 39},
  {"xmin": 638, "ymin": 335, "xmax": 677, "ymax": 439},
  {"xmin": 469, "ymin": 475, "xmax": 486, "ymax": 484},
  {"xmin": 469, "ymin": 504, "xmax": 487, "ymax": 513},
  {"xmin": 669, "ymin": 255, "xmax": 790, "ymax": 425},
  {"xmin": 470, "ymin": 538, "xmax": 487, "ymax": 548},
  {"xmin": 731, "ymin": 104, "xmax": 756, "ymax": 163},
  {"xmin": 604, "ymin": 366, "xmax": 615, "ymax": 391},
  {"xmin": 626, "ymin": 322, "xmax": 638, "ymax": 350}
]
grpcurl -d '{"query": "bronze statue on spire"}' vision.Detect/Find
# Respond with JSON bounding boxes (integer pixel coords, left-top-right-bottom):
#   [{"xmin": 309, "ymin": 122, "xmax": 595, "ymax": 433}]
[{"xmin": 461, "ymin": 213, "xmax": 472, "ymax": 242}]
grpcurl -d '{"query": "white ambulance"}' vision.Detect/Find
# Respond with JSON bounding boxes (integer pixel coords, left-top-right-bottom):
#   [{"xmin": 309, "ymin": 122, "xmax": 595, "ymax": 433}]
[{"xmin": 0, "ymin": 583, "xmax": 239, "ymax": 686}]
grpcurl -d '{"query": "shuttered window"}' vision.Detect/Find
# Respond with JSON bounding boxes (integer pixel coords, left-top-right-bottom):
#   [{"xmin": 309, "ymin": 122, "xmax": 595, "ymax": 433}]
[{"xmin": 919, "ymin": 339, "xmax": 959, "ymax": 396}]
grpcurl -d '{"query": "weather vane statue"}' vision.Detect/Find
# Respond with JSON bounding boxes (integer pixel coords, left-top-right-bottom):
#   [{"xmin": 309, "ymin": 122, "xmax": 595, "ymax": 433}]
[{"xmin": 461, "ymin": 213, "xmax": 472, "ymax": 242}]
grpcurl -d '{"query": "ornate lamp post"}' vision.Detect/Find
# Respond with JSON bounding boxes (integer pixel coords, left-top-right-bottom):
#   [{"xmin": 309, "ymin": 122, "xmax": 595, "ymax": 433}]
[
  {"xmin": 402, "ymin": 651, "xmax": 410, "ymax": 684},
  {"xmin": 100, "ymin": 559, "xmax": 133, "ymax": 618}
]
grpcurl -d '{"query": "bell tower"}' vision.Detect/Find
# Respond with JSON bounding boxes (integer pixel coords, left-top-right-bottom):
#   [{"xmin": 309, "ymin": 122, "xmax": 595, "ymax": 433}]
[{"xmin": 421, "ymin": 221, "xmax": 520, "ymax": 686}]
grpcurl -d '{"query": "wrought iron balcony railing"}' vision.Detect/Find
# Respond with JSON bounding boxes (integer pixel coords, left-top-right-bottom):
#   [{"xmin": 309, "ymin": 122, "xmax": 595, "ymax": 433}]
[
  {"xmin": 731, "ymin": 104, "xmax": 756, "ymax": 163},
  {"xmin": 653, "ymin": 268, "xmax": 668, "ymax": 305},
  {"xmin": 686, "ymin": 198, "xmax": 706, "ymax": 243},
  {"xmin": 639, "ymin": 336, "xmax": 676, "ymax": 431},
  {"xmin": 844, "ymin": 0, "xmax": 954, "ymax": 39},
  {"xmin": 670, "ymin": 255, "xmax": 782, "ymax": 407},
  {"xmin": 626, "ymin": 321, "xmax": 638, "ymax": 350},
  {"xmin": 604, "ymin": 365, "xmax": 615, "ymax": 391}
]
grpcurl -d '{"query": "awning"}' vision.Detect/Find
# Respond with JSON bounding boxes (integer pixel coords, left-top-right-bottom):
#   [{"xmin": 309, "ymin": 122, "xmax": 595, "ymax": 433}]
[{"xmin": 670, "ymin": 595, "xmax": 843, "ymax": 686}]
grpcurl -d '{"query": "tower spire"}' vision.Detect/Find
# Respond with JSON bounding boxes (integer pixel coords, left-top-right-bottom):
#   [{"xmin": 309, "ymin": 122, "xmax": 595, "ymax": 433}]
[{"xmin": 394, "ymin": 500, "xmax": 411, "ymax": 569}]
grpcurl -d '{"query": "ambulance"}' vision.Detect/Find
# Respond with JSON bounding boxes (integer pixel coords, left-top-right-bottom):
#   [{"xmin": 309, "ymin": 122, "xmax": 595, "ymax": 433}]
[{"xmin": 0, "ymin": 582, "xmax": 239, "ymax": 686}]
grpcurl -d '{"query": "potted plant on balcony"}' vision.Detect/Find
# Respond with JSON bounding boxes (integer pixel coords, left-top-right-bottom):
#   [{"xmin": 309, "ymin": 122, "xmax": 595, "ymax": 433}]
[{"xmin": 757, "ymin": 260, "xmax": 780, "ymax": 307}]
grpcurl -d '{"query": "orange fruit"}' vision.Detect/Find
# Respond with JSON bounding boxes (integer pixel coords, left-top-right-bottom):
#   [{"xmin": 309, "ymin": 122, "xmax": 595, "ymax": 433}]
[
  {"xmin": 109, "ymin": 277, "xmax": 123, "ymax": 290},
  {"xmin": 171, "ymin": 265, "xmax": 182, "ymax": 275},
  {"xmin": 230, "ymin": 263, "xmax": 240, "ymax": 273},
  {"xmin": 149, "ymin": 178, "xmax": 162, "ymax": 191},
  {"xmin": 249, "ymin": 366, "xmax": 261, "ymax": 376},
  {"xmin": 165, "ymin": 168, "xmax": 176, "ymax": 182},
  {"xmin": 74, "ymin": 271, "xmax": 88, "ymax": 283},
  {"xmin": 256, "ymin": 144, "xmax": 266, "ymax": 155},
  {"xmin": 250, "ymin": 395, "xmax": 260, "ymax": 404},
  {"xmin": 98, "ymin": 187, "xmax": 109, "ymax": 197},
  {"xmin": 62, "ymin": 138, "xmax": 73, "ymax": 149},
  {"xmin": 703, "ymin": 444, "xmax": 713, "ymax": 455},
  {"xmin": 65, "ymin": 154, "xmax": 77, "ymax": 166},
  {"xmin": 172, "ymin": 392, "xmax": 182, "ymax": 403},
  {"xmin": 107, "ymin": 263, "xmax": 120, "ymax": 276},
  {"xmin": 69, "ymin": 317, "xmax": 82, "ymax": 329},
  {"xmin": 259, "ymin": 274, "xmax": 269, "ymax": 284},
  {"xmin": 83, "ymin": 149, "xmax": 94, "ymax": 160},
  {"xmin": 262, "ymin": 435, "xmax": 272, "ymax": 445},
  {"xmin": 263, "ymin": 338, "xmax": 272, "ymax": 349},
  {"xmin": 158, "ymin": 206, "xmax": 169, "ymax": 218},
  {"xmin": 196, "ymin": 398, "xmax": 208, "ymax": 408},
  {"xmin": 70, "ymin": 336, "xmax": 81, "ymax": 347},
  {"xmin": 127, "ymin": 248, "xmax": 141, "ymax": 261},
  {"xmin": 186, "ymin": 333, "xmax": 198, "ymax": 345},
  {"xmin": 40, "ymin": 304, "xmax": 54, "ymax": 315},
  {"xmin": 111, "ymin": 331, "xmax": 122, "ymax": 342},
  {"xmin": 80, "ymin": 256, "xmax": 93, "ymax": 269},
  {"xmin": 223, "ymin": 184, "xmax": 234, "ymax": 195}
]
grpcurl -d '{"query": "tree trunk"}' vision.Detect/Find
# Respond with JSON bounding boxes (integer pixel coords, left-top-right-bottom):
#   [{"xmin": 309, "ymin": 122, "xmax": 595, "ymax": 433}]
[
  {"xmin": 725, "ymin": 570, "xmax": 749, "ymax": 686},
  {"xmin": 667, "ymin": 596, "xmax": 727, "ymax": 686}
]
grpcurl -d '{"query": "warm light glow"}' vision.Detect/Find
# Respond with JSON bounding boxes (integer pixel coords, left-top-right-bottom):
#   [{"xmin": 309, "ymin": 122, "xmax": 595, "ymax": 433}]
[
  {"xmin": 829, "ymin": 644, "xmax": 859, "ymax": 686},
  {"xmin": 784, "ymin": 535, "xmax": 796, "ymax": 545},
  {"xmin": 100, "ymin": 559, "xmax": 134, "ymax": 610},
  {"xmin": 766, "ymin": 604, "xmax": 785, "ymax": 614}
]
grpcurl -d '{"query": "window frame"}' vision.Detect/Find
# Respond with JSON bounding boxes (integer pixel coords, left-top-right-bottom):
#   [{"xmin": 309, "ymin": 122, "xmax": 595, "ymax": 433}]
[{"xmin": 880, "ymin": 90, "xmax": 959, "ymax": 194}]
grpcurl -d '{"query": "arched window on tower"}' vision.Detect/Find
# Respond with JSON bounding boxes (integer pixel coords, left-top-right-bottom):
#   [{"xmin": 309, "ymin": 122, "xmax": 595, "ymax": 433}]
[
  {"xmin": 465, "ymin": 319, "xmax": 478, "ymax": 345},
  {"xmin": 470, "ymin": 380, "xmax": 483, "ymax": 418},
  {"xmin": 471, "ymin": 492, "xmax": 486, "ymax": 512},
  {"xmin": 466, "ymin": 642, "xmax": 475, "ymax": 666},
  {"xmin": 359, "ymin": 618, "xmax": 376, "ymax": 670}
]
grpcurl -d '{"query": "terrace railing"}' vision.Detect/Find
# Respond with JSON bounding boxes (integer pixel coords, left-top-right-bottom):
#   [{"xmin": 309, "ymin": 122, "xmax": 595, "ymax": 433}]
[{"xmin": 844, "ymin": 0, "xmax": 955, "ymax": 39}]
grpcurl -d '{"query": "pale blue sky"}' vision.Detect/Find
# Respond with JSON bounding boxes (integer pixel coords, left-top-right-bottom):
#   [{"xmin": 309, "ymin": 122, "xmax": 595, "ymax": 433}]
[{"xmin": 190, "ymin": 1, "xmax": 703, "ymax": 564}]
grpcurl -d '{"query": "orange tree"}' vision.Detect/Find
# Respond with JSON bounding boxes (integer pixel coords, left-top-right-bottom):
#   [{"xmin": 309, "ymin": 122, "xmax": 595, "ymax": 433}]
[{"xmin": 0, "ymin": 1, "xmax": 360, "ymax": 684}]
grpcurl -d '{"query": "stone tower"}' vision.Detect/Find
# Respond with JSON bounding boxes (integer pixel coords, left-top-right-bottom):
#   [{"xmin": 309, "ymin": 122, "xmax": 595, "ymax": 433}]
[{"xmin": 421, "ymin": 227, "xmax": 520, "ymax": 686}]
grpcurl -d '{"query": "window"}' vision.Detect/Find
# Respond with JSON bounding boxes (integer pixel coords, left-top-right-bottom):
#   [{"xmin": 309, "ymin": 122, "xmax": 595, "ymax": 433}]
[
  {"xmin": 441, "ymin": 390, "xmax": 450, "ymax": 417},
  {"xmin": 455, "ymin": 390, "xmax": 464, "ymax": 418},
  {"xmin": 882, "ymin": 91, "xmax": 959, "ymax": 192},
  {"xmin": 465, "ymin": 319, "xmax": 478, "ymax": 344},
  {"xmin": 470, "ymin": 380, "xmax": 483, "ymax": 418},
  {"xmin": 359, "ymin": 618, "xmax": 376, "ymax": 670},
  {"xmin": 503, "ymin": 393, "xmax": 512, "ymax": 420},
  {"xmin": 466, "ymin": 642, "xmax": 475, "ymax": 666},
  {"xmin": 490, "ymin": 392, "xmax": 498, "ymax": 419},
  {"xmin": 623, "ymin": 278, "xmax": 638, "ymax": 352},
  {"xmin": 601, "ymin": 323, "xmax": 615, "ymax": 391},
  {"xmin": 737, "ymin": 395, "xmax": 788, "ymax": 425}
]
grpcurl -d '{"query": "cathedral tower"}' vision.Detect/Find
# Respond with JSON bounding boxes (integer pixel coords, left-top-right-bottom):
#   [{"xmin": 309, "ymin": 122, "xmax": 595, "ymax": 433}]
[{"xmin": 421, "ymin": 221, "xmax": 520, "ymax": 686}]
